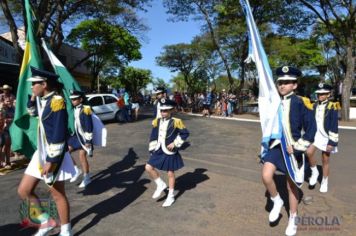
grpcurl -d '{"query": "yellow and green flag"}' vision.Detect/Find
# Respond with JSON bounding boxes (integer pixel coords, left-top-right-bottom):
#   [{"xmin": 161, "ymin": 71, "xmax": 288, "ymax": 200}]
[{"xmin": 9, "ymin": 0, "xmax": 43, "ymax": 158}]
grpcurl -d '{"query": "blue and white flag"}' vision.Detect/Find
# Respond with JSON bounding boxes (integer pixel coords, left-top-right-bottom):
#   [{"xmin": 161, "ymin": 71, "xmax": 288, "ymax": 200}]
[{"xmin": 239, "ymin": 0, "xmax": 304, "ymax": 188}]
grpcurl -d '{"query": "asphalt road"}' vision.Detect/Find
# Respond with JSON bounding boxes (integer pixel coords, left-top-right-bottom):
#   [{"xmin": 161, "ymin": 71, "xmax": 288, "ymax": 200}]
[{"xmin": 0, "ymin": 108, "xmax": 355, "ymax": 236}]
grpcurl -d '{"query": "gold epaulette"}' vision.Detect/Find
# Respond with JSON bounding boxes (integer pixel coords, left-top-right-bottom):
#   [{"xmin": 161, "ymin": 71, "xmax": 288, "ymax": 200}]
[
  {"xmin": 173, "ymin": 118, "xmax": 186, "ymax": 129},
  {"xmin": 50, "ymin": 96, "xmax": 65, "ymax": 112},
  {"xmin": 152, "ymin": 118, "xmax": 158, "ymax": 127},
  {"xmin": 328, "ymin": 101, "xmax": 341, "ymax": 110},
  {"xmin": 83, "ymin": 105, "xmax": 92, "ymax": 115},
  {"xmin": 300, "ymin": 96, "xmax": 313, "ymax": 110}
]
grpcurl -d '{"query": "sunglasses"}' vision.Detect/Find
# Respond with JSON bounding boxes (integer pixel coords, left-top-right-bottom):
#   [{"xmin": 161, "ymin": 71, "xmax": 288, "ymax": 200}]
[{"xmin": 71, "ymin": 97, "xmax": 80, "ymax": 101}]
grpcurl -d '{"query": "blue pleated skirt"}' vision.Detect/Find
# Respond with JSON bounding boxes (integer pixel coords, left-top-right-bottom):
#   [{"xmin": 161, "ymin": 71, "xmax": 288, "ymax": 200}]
[
  {"xmin": 148, "ymin": 148, "xmax": 184, "ymax": 171},
  {"xmin": 68, "ymin": 135, "xmax": 82, "ymax": 150},
  {"xmin": 263, "ymin": 146, "xmax": 287, "ymax": 174}
]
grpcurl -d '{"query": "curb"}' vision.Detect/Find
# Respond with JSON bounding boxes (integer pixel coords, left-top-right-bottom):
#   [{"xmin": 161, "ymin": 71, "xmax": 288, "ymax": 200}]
[{"xmin": 186, "ymin": 113, "xmax": 356, "ymax": 130}]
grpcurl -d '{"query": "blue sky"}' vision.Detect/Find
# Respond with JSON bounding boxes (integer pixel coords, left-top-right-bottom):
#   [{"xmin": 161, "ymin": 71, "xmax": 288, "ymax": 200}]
[{"xmin": 130, "ymin": 1, "xmax": 202, "ymax": 84}]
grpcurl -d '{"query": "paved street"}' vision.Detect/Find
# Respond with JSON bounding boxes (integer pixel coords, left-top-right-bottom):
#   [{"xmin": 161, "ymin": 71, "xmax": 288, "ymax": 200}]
[{"xmin": 0, "ymin": 109, "xmax": 356, "ymax": 236}]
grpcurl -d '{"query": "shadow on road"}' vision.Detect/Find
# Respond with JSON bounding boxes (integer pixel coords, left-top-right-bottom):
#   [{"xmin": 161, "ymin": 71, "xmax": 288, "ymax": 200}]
[
  {"xmin": 0, "ymin": 223, "xmax": 37, "ymax": 236},
  {"xmin": 174, "ymin": 168, "xmax": 209, "ymax": 200},
  {"xmin": 80, "ymin": 148, "xmax": 141, "ymax": 195},
  {"xmin": 72, "ymin": 148, "xmax": 149, "ymax": 235}
]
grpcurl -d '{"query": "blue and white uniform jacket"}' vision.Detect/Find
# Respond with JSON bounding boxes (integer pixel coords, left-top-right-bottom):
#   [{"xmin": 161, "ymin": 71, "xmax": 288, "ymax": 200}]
[
  {"xmin": 153, "ymin": 100, "xmax": 161, "ymax": 119},
  {"xmin": 278, "ymin": 92, "xmax": 316, "ymax": 152},
  {"xmin": 74, "ymin": 104, "xmax": 93, "ymax": 145},
  {"xmin": 312, "ymin": 100, "xmax": 339, "ymax": 146},
  {"xmin": 27, "ymin": 92, "xmax": 68, "ymax": 163},
  {"xmin": 149, "ymin": 117, "xmax": 189, "ymax": 155}
]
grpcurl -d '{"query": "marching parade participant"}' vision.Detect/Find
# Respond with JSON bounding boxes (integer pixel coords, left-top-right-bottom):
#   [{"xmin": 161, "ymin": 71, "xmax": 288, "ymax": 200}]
[
  {"xmin": 145, "ymin": 99, "xmax": 189, "ymax": 207},
  {"xmin": 68, "ymin": 90, "xmax": 94, "ymax": 188},
  {"xmin": 307, "ymin": 83, "xmax": 339, "ymax": 193},
  {"xmin": 261, "ymin": 66, "xmax": 316, "ymax": 236},
  {"xmin": 17, "ymin": 67, "xmax": 76, "ymax": 236},
  {"xmin": 152, "ymin": 87, "xmax": 166, "ymax": 119}
]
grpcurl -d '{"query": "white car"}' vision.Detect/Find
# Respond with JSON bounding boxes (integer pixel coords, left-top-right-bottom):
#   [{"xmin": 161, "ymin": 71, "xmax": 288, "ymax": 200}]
[{"xmin": 86, "ymin": 94, "xmax": 122, "ymax": 121}]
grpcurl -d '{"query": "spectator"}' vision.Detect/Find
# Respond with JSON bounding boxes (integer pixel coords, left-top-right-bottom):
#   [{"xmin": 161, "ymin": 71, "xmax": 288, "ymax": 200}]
[
  {"xmin": 0, "ymin": 84, "xmax": 15, "ymax": 103},
  {"xmin": 1, "ymin": 97, "xmax": 15, "ymax": 169},
  {"xmin": 202, "ymin": 90, "xmax": 213, "ymax": 117},
  {"xmin": 227, "ymin": 93, "xmax": 237, "ymax": 117},
  {"xmin": 0, "ymin": 110, "xmax": 6, "ymax": 168},
  {"xmin": 131, "ymin": 94, "xmax": 140, "ymax": 121},
  {"xmin": 117, "ymin": 94, "xmax": 129, "ymax": 122},
  {"xmin": 174, "ymin": 91, "xmax": 183, "ymax": 112}
]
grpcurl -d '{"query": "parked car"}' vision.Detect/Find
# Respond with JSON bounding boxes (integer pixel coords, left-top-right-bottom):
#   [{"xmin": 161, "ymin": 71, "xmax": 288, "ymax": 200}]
[{"xmin": 86, "ymin": 94, "xmax": 122, "ymax": 121}]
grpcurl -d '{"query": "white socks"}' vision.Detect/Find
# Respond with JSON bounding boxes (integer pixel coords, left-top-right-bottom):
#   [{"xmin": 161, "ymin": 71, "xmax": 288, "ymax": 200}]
[
  {"xmin": 320, "ymin": 177, "xmax": 328, "ymax": 193},
  {"xmin": 152, "ymin": 177, "xmax": 167, "ymax": 199},
  {"xmin": 285, "ymin": 212, "xmax": 297, "ymax": 236},
  {"xmin": 309, "ymin": 166, "xmax": 319, "ymax": 186},
  {"xmin": 269, "ymin": 193, "xmax": 284, "ymax": 222},
  {"xmin": 162, "ymin": 188, "xmax": 175, "ymax": 207},
  {"xmin": 59, "ymin": 223, "xmax": 73, "ymax": 236}
]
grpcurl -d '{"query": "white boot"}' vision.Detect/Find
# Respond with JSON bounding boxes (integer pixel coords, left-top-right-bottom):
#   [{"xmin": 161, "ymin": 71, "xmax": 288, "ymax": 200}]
[
  {"xmin": 59, "ymin": 223, "xmax": 73, "ymax": 236},
  {"xmin": 70, "ymin": 166, "xmax": 82, "ymax": 183},
  {"xmin": 320, "ymin": 177, "xmax": 328, "ymax": 193},
  {"xmin": 79, "ymin": 174, "xmax": 91, "ymax": 188},
  {"xmin": 162, "ymin": 189, "xmax": 175, "ymax": 207},
  {"xmin": 309, "ymin": 166, "xmax": 319, "ymax": 186},
  {"xmin": 285, "ymin": 212, "xmax": 298, "ymax": 236},
  {"xmin": 152, "ymin": 177, "xmax": 167, "ymax": 199},
  {"xmin": 33, "ymin": 213, "xmax": 55, "ymax": 236},
  {"xmin": 33, "ymin": 221, "xmax": 55, "ymax": 236},
  {"xmin": 269, "ymin": 193, "xmax": 284, "ymax": 222}
]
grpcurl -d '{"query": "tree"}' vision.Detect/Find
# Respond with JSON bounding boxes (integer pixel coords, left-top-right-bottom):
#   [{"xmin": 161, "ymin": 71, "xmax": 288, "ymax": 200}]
[
  {"xmin": 114, "ymin": 66, "xmax": 152, "ymax": 96},
  {"xmin": 66, "ymin": 19, "xmax": 142, "ymax": 91},
  {"xmin": 296, "ymin": 0, "xmax": 355, "ymax": 121},
  {"xmin": 151, "ymin": 78, "xmax": 169, "ymax": 90},
  {"xmin": 264, "ymin": 34, "xmax": 325, "ymax": 69},
  {"xmin": 0, "ymin": 0, "xmax": 150, "ymax": 57},
  {"xmin": 163, "ymin": 0, "xmax": 235, "ymax": 89},
  {"xmin": 156, "ymin": 43, "xmax": 205, "ymax": 94}
]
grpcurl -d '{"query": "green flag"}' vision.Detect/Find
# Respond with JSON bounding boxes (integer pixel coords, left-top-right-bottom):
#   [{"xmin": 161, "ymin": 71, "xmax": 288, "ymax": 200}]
[
  {"xmin": 41, "ymin": 39, "xmax": 81, "ymax": 135},
  {"xmin": 9, "ymin": 0, "xmax": 43, "ymax": 158}
]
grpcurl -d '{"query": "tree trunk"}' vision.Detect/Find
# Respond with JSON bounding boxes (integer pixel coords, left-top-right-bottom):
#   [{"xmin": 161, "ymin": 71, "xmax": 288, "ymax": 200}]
[
  {"xmin": 196, "ymin": 3, "xmax": 234, "ymax": 90},
  {"xmin": 340, "ymin": 38, "xmax": 355, "ymax": 121},
  {"xmin": 0, "ymin": 0, "xmax": 23, "ymax": 59}
]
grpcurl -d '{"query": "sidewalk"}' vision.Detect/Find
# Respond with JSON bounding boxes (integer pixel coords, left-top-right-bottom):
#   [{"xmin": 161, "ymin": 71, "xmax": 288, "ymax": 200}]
[{"xmin": 187, "ymin": 112, "xmax": 356, "ymax": 130}]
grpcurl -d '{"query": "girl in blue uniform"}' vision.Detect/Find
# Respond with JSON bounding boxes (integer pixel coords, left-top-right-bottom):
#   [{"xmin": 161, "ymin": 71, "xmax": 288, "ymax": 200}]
[
  {"xmin": 68, "ymin": 90, "xmax": 93, "ymax": 188},
  {"xmin": 307, "ymin": 83, "xmax": 339, "ymax": 193},
  {"xmin": 261, "ymin": 66, "xmax": 316, "ymax": 236},
  {"xmin": 17, "ymin": 67, "xmax": 76, "ymax": 236},
  {"xmin": 145, "ymin": 99, "xmax": 189, "ymax": 207}
]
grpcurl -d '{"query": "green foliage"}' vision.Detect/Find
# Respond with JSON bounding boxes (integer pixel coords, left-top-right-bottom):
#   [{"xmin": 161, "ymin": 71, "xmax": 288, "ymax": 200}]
[
  {"xmin": 264, "ymin": 35, "xmax": 325, "ymax": 69},
  {"xmin": 152, "ymin": 78, "xmax": 169, "ymax": 89},
  {"xmin": 66, "ymin": 19, "xmax": 142, "ymax": 89},
  {"xmin": 0, "ymin": 0, "xmax": 151, "ymax": 54},
  {"xmin": 114, "ymin": 66, "xmax": 152, "ymax": 96},
  {"xmin": 214, "ymin": 75, "xmax": 239, "ymax": 92},
  {"xmin": 67, "ymin": 19, "xmax": 141, "ymax": 63},
  {"xmin": 156, "ymin": 43, "xmax": 207, "ymax": 93}
]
